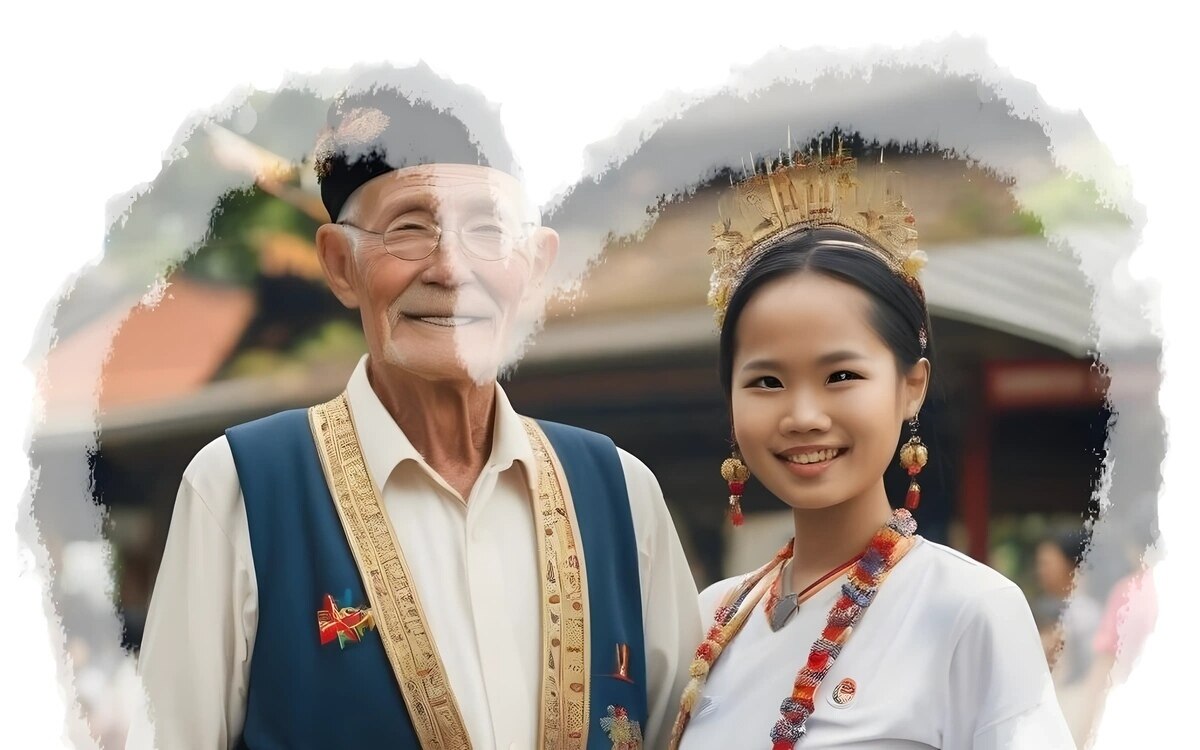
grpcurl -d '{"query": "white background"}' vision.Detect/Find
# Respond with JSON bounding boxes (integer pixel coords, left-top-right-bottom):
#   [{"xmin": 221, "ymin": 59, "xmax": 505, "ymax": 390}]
[{"xmin": 2, "ymin": 1, "xmax": 1195, "ymax": 746}]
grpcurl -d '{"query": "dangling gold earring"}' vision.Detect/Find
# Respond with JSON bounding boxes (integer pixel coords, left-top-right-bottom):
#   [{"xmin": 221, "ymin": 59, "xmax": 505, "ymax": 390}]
[
  {"xmin": 899, "ymin": 416, "xmax": 929, "ymax": 510},
  {"xmin": 721, "ymin": 447, "xmax": 750, "ymax": 527}
]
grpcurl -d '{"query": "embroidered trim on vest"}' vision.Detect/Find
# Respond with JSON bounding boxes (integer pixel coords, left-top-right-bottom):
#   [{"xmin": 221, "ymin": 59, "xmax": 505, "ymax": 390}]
[
  {"xmin": 309, "ymin": 394, "xmax": 471, "ymax": 750},
  {"xmin": 522, "ymin": 418, "xmax": 592, "ymax": 750},
  {"xmin": 308, "ymin": 395, "xmax": 596, "ymax": 749}
]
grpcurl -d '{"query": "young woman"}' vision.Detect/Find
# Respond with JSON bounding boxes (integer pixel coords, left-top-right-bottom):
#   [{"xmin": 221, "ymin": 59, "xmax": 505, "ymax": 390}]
[{"xmin": 669, "ymin": 151, "xmax": 1075, "ymax": 749}]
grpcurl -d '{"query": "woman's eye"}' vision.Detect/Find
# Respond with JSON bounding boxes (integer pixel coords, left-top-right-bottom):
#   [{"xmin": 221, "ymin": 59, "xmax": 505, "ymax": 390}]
[
  {"xmin": 827, "ymin": 371, "xmax": 862, "ymax": 384},
  {"xmin": 751, "ymin": 376, "xmax": 784, "ymax": 389}
]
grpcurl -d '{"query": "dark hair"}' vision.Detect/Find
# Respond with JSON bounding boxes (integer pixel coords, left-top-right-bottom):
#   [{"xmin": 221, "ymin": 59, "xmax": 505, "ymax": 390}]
[
  {"xmin": 718, "ymin": 226, "xmax": 932, "ymax": 396},
  {"xmin": 1044, "ymin": 529, "xmax": 1088, "ymax": 568}
]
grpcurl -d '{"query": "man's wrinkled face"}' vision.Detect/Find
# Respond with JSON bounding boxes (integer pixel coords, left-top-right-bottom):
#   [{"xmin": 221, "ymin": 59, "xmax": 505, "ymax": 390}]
[{"xmin": 331, "ymin": 164, "xmax": 556, "ymax": 384}]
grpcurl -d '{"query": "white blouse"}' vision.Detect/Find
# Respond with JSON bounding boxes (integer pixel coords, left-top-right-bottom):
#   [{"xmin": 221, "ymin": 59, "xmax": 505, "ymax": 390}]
[{"xmin": 678, "ymin": 537, "xmax": 1076, "ymax": 750}]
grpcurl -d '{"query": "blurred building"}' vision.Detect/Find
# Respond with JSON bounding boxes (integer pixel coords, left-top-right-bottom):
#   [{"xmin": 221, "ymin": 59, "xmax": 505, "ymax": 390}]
[{"xmin": 31, "ymin": 147, "xmax": 1140, "ymax": 634}]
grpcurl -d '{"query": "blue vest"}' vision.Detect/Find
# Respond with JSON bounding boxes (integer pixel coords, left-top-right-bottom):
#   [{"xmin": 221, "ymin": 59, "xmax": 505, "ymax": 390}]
[{"xmin": 226, "ymin": 409, "xmax": 648, "ymax": 749}]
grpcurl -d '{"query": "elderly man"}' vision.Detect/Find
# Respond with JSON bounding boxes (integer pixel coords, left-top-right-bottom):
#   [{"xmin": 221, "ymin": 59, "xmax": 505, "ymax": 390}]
[{"xmin": 130, "ymin": 81, "xmax": 701, "ymax": 750}]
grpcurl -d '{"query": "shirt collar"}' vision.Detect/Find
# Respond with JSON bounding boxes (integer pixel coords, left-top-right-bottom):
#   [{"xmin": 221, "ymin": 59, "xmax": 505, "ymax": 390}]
[{"xmin": 343, "ymin": 355, "xmax": 538, "ymax": 497}]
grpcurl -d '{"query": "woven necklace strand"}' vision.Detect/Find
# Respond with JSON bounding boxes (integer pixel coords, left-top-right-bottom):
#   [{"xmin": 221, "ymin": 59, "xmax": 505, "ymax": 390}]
[
  {"xmin": 765, "ymin": 553, "xmax": 862, "ymax": 632},
  {"xmin": 669, "ymin": 508, "xmax": 918, "ymax": 750}
]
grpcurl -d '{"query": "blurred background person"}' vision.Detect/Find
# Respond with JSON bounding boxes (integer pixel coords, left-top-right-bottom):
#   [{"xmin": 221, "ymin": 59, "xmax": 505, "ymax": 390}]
[
  {"xmin": 1033, "ymin": 529, "xmax": 1102, "ymax": 687},
  {"xmin": 1072, "ymin": 501, "xmax": 1159, "ymax": 748}
]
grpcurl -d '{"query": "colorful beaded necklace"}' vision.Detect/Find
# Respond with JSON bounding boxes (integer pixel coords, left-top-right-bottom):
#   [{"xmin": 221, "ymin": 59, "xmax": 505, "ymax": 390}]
[
  {"xmin": 669, "ymin": 508, "xmax": 918, "ymax": 750},
  {"xmin": 764, "ymin": 552, "xmax": 862, "ymax": 632}
]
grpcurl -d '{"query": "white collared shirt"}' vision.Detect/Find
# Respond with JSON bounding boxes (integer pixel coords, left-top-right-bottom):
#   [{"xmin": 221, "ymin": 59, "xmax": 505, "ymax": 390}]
[
  {"xmin": 127, "ymin": 356, "xmax": 702, "ymax": 750},
  {"xmin": 677, "ymin": 538, "xmax": 1076, "ymax": 750}
]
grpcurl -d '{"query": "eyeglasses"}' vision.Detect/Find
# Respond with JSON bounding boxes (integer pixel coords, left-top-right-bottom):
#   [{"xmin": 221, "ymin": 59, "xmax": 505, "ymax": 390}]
[{"xmin": 338, "ymin": 218, "xmax": 533, "ymax": 262}]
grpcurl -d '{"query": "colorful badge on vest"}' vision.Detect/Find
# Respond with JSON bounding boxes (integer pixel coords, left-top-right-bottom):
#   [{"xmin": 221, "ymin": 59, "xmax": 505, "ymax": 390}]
[
  {"xmin": 317, "ymin": 591, "xmax": 375, "ymax": 649},
  {"xmin": 600, "ymin": 705, "xmax": 642, "ymax": 750}
]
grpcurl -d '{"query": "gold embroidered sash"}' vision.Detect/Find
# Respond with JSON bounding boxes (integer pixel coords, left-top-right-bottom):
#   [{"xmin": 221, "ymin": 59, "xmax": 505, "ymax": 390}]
[
  {"xmin": 308, "ymin": 394, "xmax": 591, "ymax": 749},
  {"xmin": 521, "ymin": 418, "xmax": 591, "ymax": 750}
]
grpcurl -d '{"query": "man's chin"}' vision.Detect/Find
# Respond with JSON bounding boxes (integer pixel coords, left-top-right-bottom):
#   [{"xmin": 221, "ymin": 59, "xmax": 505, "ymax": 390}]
[{"xmin": 378, "ymin": 340, "xmax": 505, "ymax": 386}]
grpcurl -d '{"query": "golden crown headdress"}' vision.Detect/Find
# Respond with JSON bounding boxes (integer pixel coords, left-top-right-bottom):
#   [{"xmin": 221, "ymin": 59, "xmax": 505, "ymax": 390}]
[{"xmin": 707, "ymin": 137, "xmax": 927, "ymax": 327}]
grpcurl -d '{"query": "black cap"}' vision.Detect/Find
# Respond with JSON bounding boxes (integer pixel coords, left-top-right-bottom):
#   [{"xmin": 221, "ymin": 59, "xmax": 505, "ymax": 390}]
[{"xmin": 314, "ymin": 69, "xmax": 518, "ymax": 222}]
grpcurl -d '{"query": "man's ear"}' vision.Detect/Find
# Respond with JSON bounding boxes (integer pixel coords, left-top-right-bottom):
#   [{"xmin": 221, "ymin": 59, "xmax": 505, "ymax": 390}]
[
  {"xmin": 528, "ymin": 226, "xmax": 559, "ymax": 287},
  {"xmin": 316, "ymin": 224, "xmax": 360, "ymax": 309}
]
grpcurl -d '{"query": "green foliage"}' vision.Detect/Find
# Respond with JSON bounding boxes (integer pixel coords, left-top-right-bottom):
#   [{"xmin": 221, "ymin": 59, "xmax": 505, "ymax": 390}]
[
  {"xmin": 1018, "ymin": 174, "xmax": 1129, "ymax": 229},
  {"xmin": 220, "ymin": 348, "xmax": 304, "ymax": 379},
  {"xmin": 221, "ymin": 319, "xmax": 366, "ymax": 380},
  {"xmin": 183, "ymin": 186, "xmax": 321, "ymax": 285},
  {"xmin": 292, "ymin": 319, "xmax": 368, "ymax": 363}
]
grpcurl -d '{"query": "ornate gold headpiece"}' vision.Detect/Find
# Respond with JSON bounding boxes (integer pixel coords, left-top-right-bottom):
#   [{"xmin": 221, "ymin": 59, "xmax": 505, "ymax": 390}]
[{"xmin": 707, "ymin": 139, "xmax": 927, "ymax": 327}]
